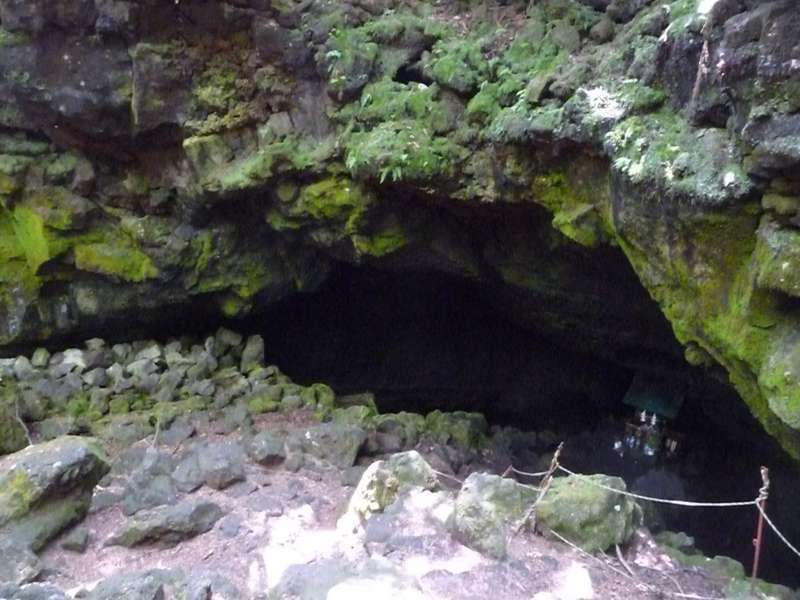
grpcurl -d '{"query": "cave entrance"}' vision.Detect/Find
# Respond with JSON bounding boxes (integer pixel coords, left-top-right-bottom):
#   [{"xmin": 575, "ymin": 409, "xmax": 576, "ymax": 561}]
[{"xmin": 252, "ymin": 263, "xmax": 800, "ymax": 587}]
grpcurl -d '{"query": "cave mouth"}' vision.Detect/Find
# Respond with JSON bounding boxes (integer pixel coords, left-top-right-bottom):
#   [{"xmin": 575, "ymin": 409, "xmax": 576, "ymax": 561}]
[{"xmin": 249, "ymin": 263, "xmax": 799, "ymax": 587}]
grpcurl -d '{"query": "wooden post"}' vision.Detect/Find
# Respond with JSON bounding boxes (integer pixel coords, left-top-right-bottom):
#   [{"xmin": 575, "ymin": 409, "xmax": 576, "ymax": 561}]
[{"xmin": 751, "ymin": 466, "xmax": 770, "ymax": 583}]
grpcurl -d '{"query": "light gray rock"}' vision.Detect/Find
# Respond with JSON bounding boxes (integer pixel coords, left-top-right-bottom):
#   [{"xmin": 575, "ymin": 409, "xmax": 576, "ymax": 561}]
[
  {"xmin": 85, "ymin": 338, "xmax": 107, "ymax": 352},
  {"xmin": 126, "ymin": 358, "xmax": 158, "ymax": 380},
  {"xmin": 13, "ymin": 357, "xmax": 36, "ymax": 381},
  {"xmin": 30, "ymin": 348, "xmax": 50, "ymax": 369},
  {"xmin": 82, "ymin": 368, "xmax": 108, "ymax": 388},
  {"xmin": 0, "ymin": 539, "xmax": 42, "ymax": 585},
  {"xmin": 215, "ymin": 327, "xmax": 243, "ymax": 349},
  {"xmin": 81, "ymin": 569, "xmax": 178, "ymax": 600},
  {"xmin": 111, "ymin": 343, "xmax": 133, "ymax": 364},
  {"xmin": 343, "ymin": 451, "xmax": 438, "ymax": 525},
  {"xmin": 240, "ymin": 335, "xmax": 265, "ymax": 373},
  {"xmin": 0, "ymin": 581, "xmax": 67, "ymax": 599},
  {"xmin": 134, "ymin": 343, "xmax": 162, "ymax": 362},
  {"xmin": 291, "ymin": 423, "xmax": 366, "ymax": 469},
  {"xmin": 451, "ymin": 472, "xmax": 538, "ymax": 559}
]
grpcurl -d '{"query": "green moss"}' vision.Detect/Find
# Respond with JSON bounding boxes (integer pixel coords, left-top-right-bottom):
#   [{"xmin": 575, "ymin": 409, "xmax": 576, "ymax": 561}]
[
  {"xmin": 44, "ymin": 154, "xmax": 80, "ymax": 185},
  {"xmin": 330, "ymin": 405, "xmax": 377, "ymax": 428},
  {"xmin": 425, "ymin": 410, "xmax": 488, "ymax": 449},
  {"xmin": 218, "ymin": 293, "xmax": 251, "ymax": 317},
  {"xmin": 320, "ymin": 27, "xmax": 379, "ymax": 99},
  {"xmin": 0, "ymin": 28, "xmax": 29, "ymax": 47},
  {"xmin": 0, "ymin": 470, "xmax": 36, "ymax": 525},
  {"xmin": 344, "ymin": 120, "xmax": 461, "ymax": 183},
  {"xmin": 10, "ymin": 206, "xmax": 49, "ymax": 272},
  {"xmin": 108, "ymin": 396, "xmax": 130, "ymax": 415},
  {"xmin": 66, "ymin": 394, "xmax": 91, "ymax": 418},
  {"xmin": 352, "ymin": 80, "xmax": 454, "ymax": 135},
  {"xmin": 424, "ymin": 37, "xmax": 490, "ymax": 96},
  {"xmin": 248, "ymin": 388, "xmax": 281, "ymax": 415},
  {"xmin": 530, "ymin": 162, "xmax": 613, "ymax": 247},
  {"xmin": 74, "ymin": 242, "xmax": 159, "ymax": 282},
  {"xmin": 353, "ymin": 223, "xmax": 407, "ymax": 257},
  {"xmin": 201, "ymin": 138, "xmax": 319, "ymax": 195}
]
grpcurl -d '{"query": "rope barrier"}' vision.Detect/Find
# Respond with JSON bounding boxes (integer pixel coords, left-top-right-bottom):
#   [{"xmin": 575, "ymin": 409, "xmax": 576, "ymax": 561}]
[
  {"xmin": 432, "ymin": 469, "xmax": 464, "ymax": 485},
  {"xmin": 434, "ymin": 448, "xmax": 800, "ymax": 565},
  {"xmin": 509, "ymin": 466, "xmax": 551, "ymax": 478},
  {"xmin": 557, "ymin": 465, "xmax": 758, "ymax": 508},
  {"xmin": 757, "ymin": 502, "xmax": 800, "ymax": 560}
]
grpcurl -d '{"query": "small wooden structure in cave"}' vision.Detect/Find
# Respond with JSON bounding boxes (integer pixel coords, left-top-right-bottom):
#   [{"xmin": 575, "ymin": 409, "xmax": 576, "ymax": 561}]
[{"xmin": 620, "ymin": 372, "xmax": 686, "ymax": 457}]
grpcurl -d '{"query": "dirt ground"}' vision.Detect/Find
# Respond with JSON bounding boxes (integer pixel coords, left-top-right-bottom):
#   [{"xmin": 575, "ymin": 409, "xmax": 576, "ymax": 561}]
[{"xmin": 36, "ymin": 409, "xmax": 742, "ymax": 599}]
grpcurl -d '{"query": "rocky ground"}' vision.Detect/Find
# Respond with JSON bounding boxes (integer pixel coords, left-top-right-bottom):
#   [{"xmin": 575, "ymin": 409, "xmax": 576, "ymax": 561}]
[{"xmin": 1, "ymin": 330, "xmax": 797, "ymax": 599}]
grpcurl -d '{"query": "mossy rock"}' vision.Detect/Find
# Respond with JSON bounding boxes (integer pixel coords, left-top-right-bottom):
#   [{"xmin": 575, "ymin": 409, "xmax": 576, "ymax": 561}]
[
  {"xmin": 425, "ymin": 410, "xmax": 488, "ymax": 449},
  {"xmin": 0, "ymin": 436, "xmax": 109, "ymax": 551},
  {"xmin": 452, "ymin": 472, "xmax": 538, "ymax": 559},
  {"xmin": 0, "ymin": 402, "xmax": 28, "ymax": 456},
  {"xmin": 345, "ymin": 450, "xmax": 438, "ymax": 523},
  {"xmin": 535, "ymin": 474, "xmax": 641, "ymax": 553}
]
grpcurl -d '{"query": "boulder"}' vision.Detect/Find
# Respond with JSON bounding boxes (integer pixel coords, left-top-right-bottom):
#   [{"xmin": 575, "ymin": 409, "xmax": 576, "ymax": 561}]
[
  {"xmin": 240, "ymin": 335, "xmax": 265, "ymax": 373},
  {"xmin": 344, "ymin": 451, "xmax": 439, "ymax": 524},
  {"xmin": 81, "ymin": 569, "xmax": 182, "ymax": 600},
  {"xmin": 0, "ymin": 582, "xmax": 68, "ymax": 599},
  {"xmin": 0, "ymin": 436, "xmax": 109, "ymax": 552},
  {"xmin": 0, "ymin": 401, "xmax": 28, "ymax": 456},
  {"xmin": 246, "ymin": 430, "xmax": 287, "ymax": 466},
  {"xmin": 61, "ymin": 525, "xmax": 90, "ymax": 553},
  {"xmin": 425, "ymin": 410, "xmax": 488, "ymax": 449},
  {"xmin": 121, "ymin": 448, "xmax": 178, "ymax": 516},
  {"xmin": 535, "ymin": 474, "xmax": 641, "ymax": 552},
  {"xmin": 0, "ymin": 538, "xmax": 42, "ymax": 585},
  {"xmin": 451, "ymin": 472, "xmax": 538, "ymax": 559},
  {"xmin": 290, "ymin": 423, "xmax": 366, "ymax": 468},
  {"xmin": 196, "ymin": 441, "xmax": 246, "ymax": 490},
  {"xmin": 106, "ymin": 500, "xmax": 224, "ymax": 548}
]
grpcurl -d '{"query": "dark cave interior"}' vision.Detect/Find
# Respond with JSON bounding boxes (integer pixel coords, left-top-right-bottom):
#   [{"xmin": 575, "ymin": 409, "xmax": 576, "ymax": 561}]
[{"xmin": 254, "ymin": 263, "xmax": 800, "ymax": 586}]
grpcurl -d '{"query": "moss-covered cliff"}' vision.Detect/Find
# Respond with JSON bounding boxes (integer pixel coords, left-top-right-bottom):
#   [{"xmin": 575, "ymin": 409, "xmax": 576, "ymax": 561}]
[{"xmin": 1, "ymin": 0, "xmax": 799, "ymax": 458}]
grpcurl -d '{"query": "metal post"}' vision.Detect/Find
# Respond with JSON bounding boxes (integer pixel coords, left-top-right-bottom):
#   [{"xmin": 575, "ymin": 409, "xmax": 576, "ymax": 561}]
[{"xmin": 751, "ymin": 466, "xmax": 770, "ymax": 583}]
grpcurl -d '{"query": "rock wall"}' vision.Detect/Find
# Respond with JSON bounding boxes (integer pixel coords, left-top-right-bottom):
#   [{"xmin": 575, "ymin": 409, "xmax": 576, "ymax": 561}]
[{"xmin": 1, "ymin": 0, "xmax": 799, "ymax": 457}]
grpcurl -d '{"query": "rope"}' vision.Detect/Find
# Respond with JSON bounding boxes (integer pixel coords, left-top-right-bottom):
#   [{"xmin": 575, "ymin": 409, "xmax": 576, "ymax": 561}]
[
  {"xmin": 757, "ymin": 502, "xmax": 800, "ymax": 560},
  {"xmin": 509, "ymin": 466, "xmax": 550, "ymax": 478},
  {"xmin": 432, "ymin": 469, "xmax": 464, "ymax": 485},
  {"xmin": 557, "ymin": 465, "xmax": 758, "ymax": 508}
]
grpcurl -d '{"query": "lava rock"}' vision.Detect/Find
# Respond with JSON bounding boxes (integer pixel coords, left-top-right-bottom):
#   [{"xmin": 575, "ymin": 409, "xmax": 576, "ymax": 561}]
[
  {"xmin": 291, "ymin": 423, "xmax": 367, "ymax": 468},
  {"xmin": 535, "ymin": 474, "xmax": 642, "ymax": 552},
  {"xmin": 240, "ymin": 335, "xmax": 265, "ymax": 373},
  {"xmin": 121, "ymin": 448, "xmax": 178, "ymax": 516},
  {"xmin": 79, "ymin": 569, "xmax": 181, "ymax": 600},
  {"xmin": 246, "ymin": 430, "xmax": 287, "ymax": 466},
  {"xmin": 105, "ymin": 500, "xmax": 224, "ymax": 548},
  {"xmin": 0, "ymin": 539, "xmax": 42, "ymax": 585},
  {"xmin": 0, "ymin": 401, "xmax": 29, "ymax": 456},
  {"xmin": 451, "ymin": 472, "xmax": 538, "ymax": 559},
  {"xmin": 61, "ymin": 526, "xmax": 90, "ymax": 553},
  {"xmin": 196, "ymin": 441, "xmax": 246, "ymax": 490},
  {"xmin": 343, "ymin": 451, "xmax": 439, "ymax": 525},
  {"xmin": 0, "ymin": 581, "xmax": 68, "ymax": 599},
  {"xmin": 0, "ymin": 437, "xmax": 109, "ymax": 552}
]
